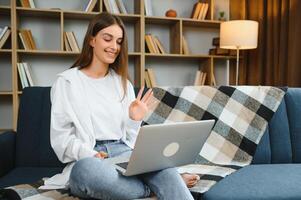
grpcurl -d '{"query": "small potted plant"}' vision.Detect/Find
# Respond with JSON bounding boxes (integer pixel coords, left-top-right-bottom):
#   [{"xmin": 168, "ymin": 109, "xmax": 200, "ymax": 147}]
[{"xmin": 218, "ymin": 11, "xmax": 226, "ymax": 21}]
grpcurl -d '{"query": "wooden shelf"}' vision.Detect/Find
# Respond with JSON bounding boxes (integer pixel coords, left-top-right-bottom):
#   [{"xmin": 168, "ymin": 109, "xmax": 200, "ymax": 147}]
[
  {"xmin": 16, "ymin": 7, "xmax": 61, "ymax": 18},
  {"xmin": 0, "ymin": 128, "xmax": 13, "ymax": 132},
  {"xmin": 182, "ymin": 18, "xmax": 221, "ymax": 28},
  {"xmin": 145, "ymin": 16, "xmax": 221, "ymax": 28},
  {"xmin": 145, "ymin": 16, "xmax": 180, "ymax": 25},
  {"xmin": 0, "ymin": 91, "xmax": 13, "ymax": 95},
  {"xmin": 63, "ymin": 10, "xmax": 99, "ymax": 20},
  {"xmin": 129, "ymin": 52, "xmax": 141, "ymax": 56},
  {"xmin": 0, "ymin": 49, "xmax": 12, "ymax": 53},
  {"xmin": 145, "ymin": 53, "xmax": 234, "ymax": 59},
  {"xmin": 0, "ymin": 5, "xmax": 10, "ymax": 14},
  {"xmin": 115, "ymin": 14, "xmax": 141, "ymax": 23},
  {"xmin": 17, "ymin": 49, "xmax": 79, "ymax": 56},
  {"xmin": 17, "ymin": 50, "xmax": 141, "ymax": 56},
  {"xmin": 212, "ymin": 55, "xmax": 237, "ymax": 59}
]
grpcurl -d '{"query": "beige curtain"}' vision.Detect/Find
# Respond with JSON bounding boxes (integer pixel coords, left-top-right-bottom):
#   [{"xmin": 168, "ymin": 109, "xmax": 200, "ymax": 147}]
[{"xmin": 231, "ymin": 0, "xmax": 301, "ymax": 86}]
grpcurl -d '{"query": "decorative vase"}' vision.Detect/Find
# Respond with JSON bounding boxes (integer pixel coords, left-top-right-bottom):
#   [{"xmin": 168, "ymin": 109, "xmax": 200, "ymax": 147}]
[{"xmin": 165, "ymin": 9, "xmax": 177, "ymax": 18}]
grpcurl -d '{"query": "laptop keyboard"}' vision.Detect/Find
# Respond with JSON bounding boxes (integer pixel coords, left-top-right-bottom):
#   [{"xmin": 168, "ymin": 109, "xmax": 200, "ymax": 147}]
[{"xmin": 116, "ymin": 162, "xmax": 129, "ymax": 170}]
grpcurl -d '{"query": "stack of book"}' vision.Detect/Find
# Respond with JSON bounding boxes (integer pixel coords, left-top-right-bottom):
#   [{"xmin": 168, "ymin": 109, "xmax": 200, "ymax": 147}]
[
  {"xmin": 0, "ymin": 26, "xmax": 11, "ymax": 49},
  {"xmin": 83, "ymin": 0, "xmax": 98, "ymax": 12},
  {"xmin": 19, "ymin": 0, "xmax": 36, "ymax": 8},
  {"xmin": 145, "ymin": 34, "xmax": 166, "ymax": 54},
  {"xmin": 194, "ymin": 70, "xmax": 207, "ymax": 85},
  {"xmin": 64, "ymin": 31, "xmax": 80, "ymax": 52},
  {"xmin": 18, "ymin": 29, "xmax": 37, "ymax": 50},
  {"xmin": 144, "ymin": 68, "xmax": 157, "ymax": 88},
  {"xmin": 209, "ymin": 37, "xmax": 236, "ymax": 56},
  {"xmin": 191, "ymin": 2, "xmax": 209, "ymax": 20},
  {"xmin": 182, "ymin": 36, "xmax": 190, "ymax": 55},
  {"xmin": 103, "ymin": 0, "xmax": 128, "ymax": 14},
  {"xmin": 17, "ymin": 62, "xmax": 35, "ymax": 88}
]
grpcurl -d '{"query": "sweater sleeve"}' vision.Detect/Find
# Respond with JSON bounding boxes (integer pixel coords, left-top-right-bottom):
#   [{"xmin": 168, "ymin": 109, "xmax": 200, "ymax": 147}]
[
  {"xmin": 124, "ymin": 81, "xmax": 142, "ymax": 146},
  {"xmin": 50, "ymin": 77, "xmax": 98, "ymax": 163}
]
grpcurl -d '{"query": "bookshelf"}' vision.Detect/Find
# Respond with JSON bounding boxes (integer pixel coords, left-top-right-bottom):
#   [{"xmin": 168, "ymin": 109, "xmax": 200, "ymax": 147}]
[{"xmin": 0, "ymin": 0, "xmax": 235, "ymax": 131}]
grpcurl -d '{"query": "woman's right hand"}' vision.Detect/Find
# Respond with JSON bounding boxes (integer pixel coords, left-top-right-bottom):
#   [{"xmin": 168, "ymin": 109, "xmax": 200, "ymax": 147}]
[{"xmin": 94, "ymin": 151, "xmax": 108, "ymax": 159}]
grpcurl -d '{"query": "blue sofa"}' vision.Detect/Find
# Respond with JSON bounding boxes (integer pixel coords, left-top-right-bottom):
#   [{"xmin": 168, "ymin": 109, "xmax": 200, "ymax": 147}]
[{"xmin": 0, "ymin": 87, "xmax": 301, "ymax": 200}]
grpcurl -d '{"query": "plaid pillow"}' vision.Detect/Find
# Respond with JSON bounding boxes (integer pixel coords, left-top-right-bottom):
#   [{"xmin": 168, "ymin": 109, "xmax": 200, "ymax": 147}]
[{"xmin": 142, "ymin": 86, "xmax": 285, "ymax": 194}]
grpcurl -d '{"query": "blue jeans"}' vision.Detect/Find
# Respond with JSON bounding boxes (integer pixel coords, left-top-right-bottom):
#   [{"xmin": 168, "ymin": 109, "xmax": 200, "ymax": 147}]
[{"xmin": 69, "ymin": 140, "xmax": 193, "ymax": 200}]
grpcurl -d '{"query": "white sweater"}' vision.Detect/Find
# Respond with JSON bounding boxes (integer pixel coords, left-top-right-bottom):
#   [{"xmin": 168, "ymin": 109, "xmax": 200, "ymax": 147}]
[{"xmin": 40, "ymin": 67, "xmax": 141, "ymax": 189}]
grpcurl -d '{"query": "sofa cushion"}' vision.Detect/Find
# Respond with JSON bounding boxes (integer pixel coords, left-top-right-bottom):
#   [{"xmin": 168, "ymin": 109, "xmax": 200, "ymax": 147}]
[
  {"xmin": 203, "ymin": 164, "xmax": 301, "ymax": 200},
  {"xmin": 16, "ymin": 87, "xmax": 64, "ymax": 168},
  {"xmin": 0, "ymin": 167, "xmax": 63, "ymax": 188},
  {"xmin": 285, "ymin": 88, "xmax": 301, "ymax": 163},
  {"xmin": 253, "ymin": 98, "xmax": 292, "ymax": 164}
]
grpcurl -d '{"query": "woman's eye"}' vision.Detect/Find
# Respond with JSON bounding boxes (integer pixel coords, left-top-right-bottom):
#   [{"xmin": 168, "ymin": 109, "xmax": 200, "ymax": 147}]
[{"xmin": 103, "ymin": 38, "xmax": 111, "ymax": 42}]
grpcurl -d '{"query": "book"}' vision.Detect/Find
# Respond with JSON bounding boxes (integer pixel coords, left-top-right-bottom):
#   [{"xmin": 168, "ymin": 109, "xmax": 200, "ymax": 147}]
[
  {"xmin": 150, "ymin": 35, "xmax": 160, "ymax": 54},
  {"xmin": 194, "ymin": 70, "xmax": 207, "ymax": 86},
  {"xmin": 145, "ymin": 34, "xmax": 156, "ymax": 53},
  {"xmin": 153, "ymin": 36, "xmax": 166, "ymax": 54},
  {"xmin": 66, "ymin": 31, "xmax": 80, "ymax": 52},
  {"xmin": 0, "ymin": 27, "xmax": 11, "ymax": 49},
  {"xmin": 182, "ymin": 36, "xmax": 190, "ymax": 55},
  {"xmin": 28, "ymin": 0, "xmax": 35, "ymax": 8},
  {"xmin": 144, "ymin": 0, "xmax": 153, "ymax": 16},
  {"xmin": 19, "ymin": 0, "xmax": 30, "ymax": 8},
  {"xmin": 211, "ymin": 72, "xmax": 216, "ymax": 86},
  {"xmin": 22, "ymin": 62, "xmax": 34, "ymax": 86},
  {"xmin": 63, "ymin": 32, "xmax": 72, "ymax": 51},
  {"xmin": 191, "ymin": 2, "xmax": 202, "ymax": 19},
  {"xmin": 109, "ymin": 0, "xmax": 120, "ymax": 14},
  {"xmin": 0, "ymin": 26, "xmax": 8, "ymax": 41},
  {"xmin": 209, "ymin": 48, "xmax": 229, "ymax": 55},
  {"xmin": 147, "ymin": 68, "xmax": 157, "ymax": 87},
  {"xmin": 190, "ymin": 3, "xmax": 198, "ymax": 18},
  {"xmin": 84, "ymin": 0, "xmax": 97, "ymax": 12},
  {"xmin": 26, "ymin": 30, "xmax": 37, "ymax": 50},
  {"xmin": 18, "ymin": 31, "xmax": 30, "ymax": 50},
  {"xmin": 116, "ymin": 0, "xmax": 128, "ymax": 14},
  {"xmin": 194, "ymin": 70, "xmax": 201, "ymax": 86},
  {"xmin": 18, "ymin": 29, "xmax": 37, "ymax": 50},
  {"xmin": 103, "ymin": 0, "xmax": 112, "ymax": 13},
  {"xmin": 17, "ymin": 63, "xmax": 29, "ymax": 88},
  {"xmin": 201, "ymin": 72, "xmax": 207, "ymax": 85},
  {"xmin": 144, "ymin": 70, "xmax": 152, "ymax": 88},
  {"xmin": 201, "ymin": 3, "xmax": 209, "ymax": 20},
  {"xmin": 212, "ymin": 37, "xmax": 220, "ymax": 46},
  {"xmin": 197, "ymin": 3, "xmax": 205, "ymax": 20}
]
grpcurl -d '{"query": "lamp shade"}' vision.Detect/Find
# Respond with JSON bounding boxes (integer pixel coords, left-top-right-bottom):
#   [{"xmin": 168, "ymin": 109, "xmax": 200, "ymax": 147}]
[{"xmin": 220, "ymin": 20, "xmax": 259, "ymax": 50}]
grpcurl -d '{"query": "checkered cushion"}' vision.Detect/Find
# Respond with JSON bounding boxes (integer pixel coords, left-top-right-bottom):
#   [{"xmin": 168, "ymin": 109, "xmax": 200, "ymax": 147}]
[{"xmin": 142, "ymin": 86, "xmax": 285, "ymax": 194}]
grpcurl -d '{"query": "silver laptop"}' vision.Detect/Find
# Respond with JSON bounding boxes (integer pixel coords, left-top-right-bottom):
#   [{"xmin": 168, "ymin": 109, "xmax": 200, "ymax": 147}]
[{"xmin": 108, "ymin": 120, "xmax": 215, "ymax": 176}]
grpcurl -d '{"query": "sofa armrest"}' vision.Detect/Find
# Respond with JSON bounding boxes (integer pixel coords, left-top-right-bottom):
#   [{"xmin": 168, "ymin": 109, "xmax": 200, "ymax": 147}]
[{"xmin": 0, "ymin": 131, "xmax": 16, "ymax": 177}]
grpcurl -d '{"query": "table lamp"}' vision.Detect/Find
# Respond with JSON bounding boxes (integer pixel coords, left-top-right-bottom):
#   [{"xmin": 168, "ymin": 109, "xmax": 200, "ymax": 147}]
[{"xmin": 220, "ymin": 20, "xmax": 259, "ymax": 85}]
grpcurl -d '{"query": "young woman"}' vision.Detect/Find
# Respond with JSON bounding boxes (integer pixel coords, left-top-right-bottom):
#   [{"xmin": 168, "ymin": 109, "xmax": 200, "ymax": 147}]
[{"xmin": 46, "ymin": 12, "xmax": 199, "ymax": 199}]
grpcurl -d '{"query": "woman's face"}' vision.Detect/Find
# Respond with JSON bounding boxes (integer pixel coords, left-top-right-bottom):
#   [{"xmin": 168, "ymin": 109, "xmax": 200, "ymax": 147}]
[{"xmin": 90, "ymin": 24, "xmax": 123, "ymax": 65}]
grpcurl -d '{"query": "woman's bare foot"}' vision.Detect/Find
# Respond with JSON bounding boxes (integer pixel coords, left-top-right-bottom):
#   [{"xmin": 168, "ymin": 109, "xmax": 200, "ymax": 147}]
[{"xmin": 181, "ymin": 173, "xmax": 200, "ymax": 188}]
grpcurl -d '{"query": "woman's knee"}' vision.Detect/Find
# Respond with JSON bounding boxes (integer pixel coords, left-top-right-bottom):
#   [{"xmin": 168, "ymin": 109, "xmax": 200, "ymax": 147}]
[{"xmin": 70, "ymin": 157, "xmax": 112, "ymax": 184}]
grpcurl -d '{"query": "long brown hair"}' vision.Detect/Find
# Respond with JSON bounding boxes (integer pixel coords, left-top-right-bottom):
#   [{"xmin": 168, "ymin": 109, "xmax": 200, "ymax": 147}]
[{"xmin": 71, "ymin": 12, "xmax": 129, "ymax": 98}]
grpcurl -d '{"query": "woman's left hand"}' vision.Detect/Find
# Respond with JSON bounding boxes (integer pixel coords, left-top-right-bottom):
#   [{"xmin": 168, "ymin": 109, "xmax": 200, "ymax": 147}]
[{"xmin": 129, "ymin": 86, "xmax": 154, "ymax": 121}]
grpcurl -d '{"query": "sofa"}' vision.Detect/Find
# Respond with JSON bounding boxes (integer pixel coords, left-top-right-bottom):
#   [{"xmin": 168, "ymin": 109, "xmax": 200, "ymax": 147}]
[{"xmin": 0, "ymin": 86, "xmax": 301, "ymax": 200}]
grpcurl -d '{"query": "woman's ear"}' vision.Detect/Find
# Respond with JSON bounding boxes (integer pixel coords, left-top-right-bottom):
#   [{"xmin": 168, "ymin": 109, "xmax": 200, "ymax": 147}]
[{"xmin": 89, "ymin": 36, "xmax": 95, "ymax": 48}]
